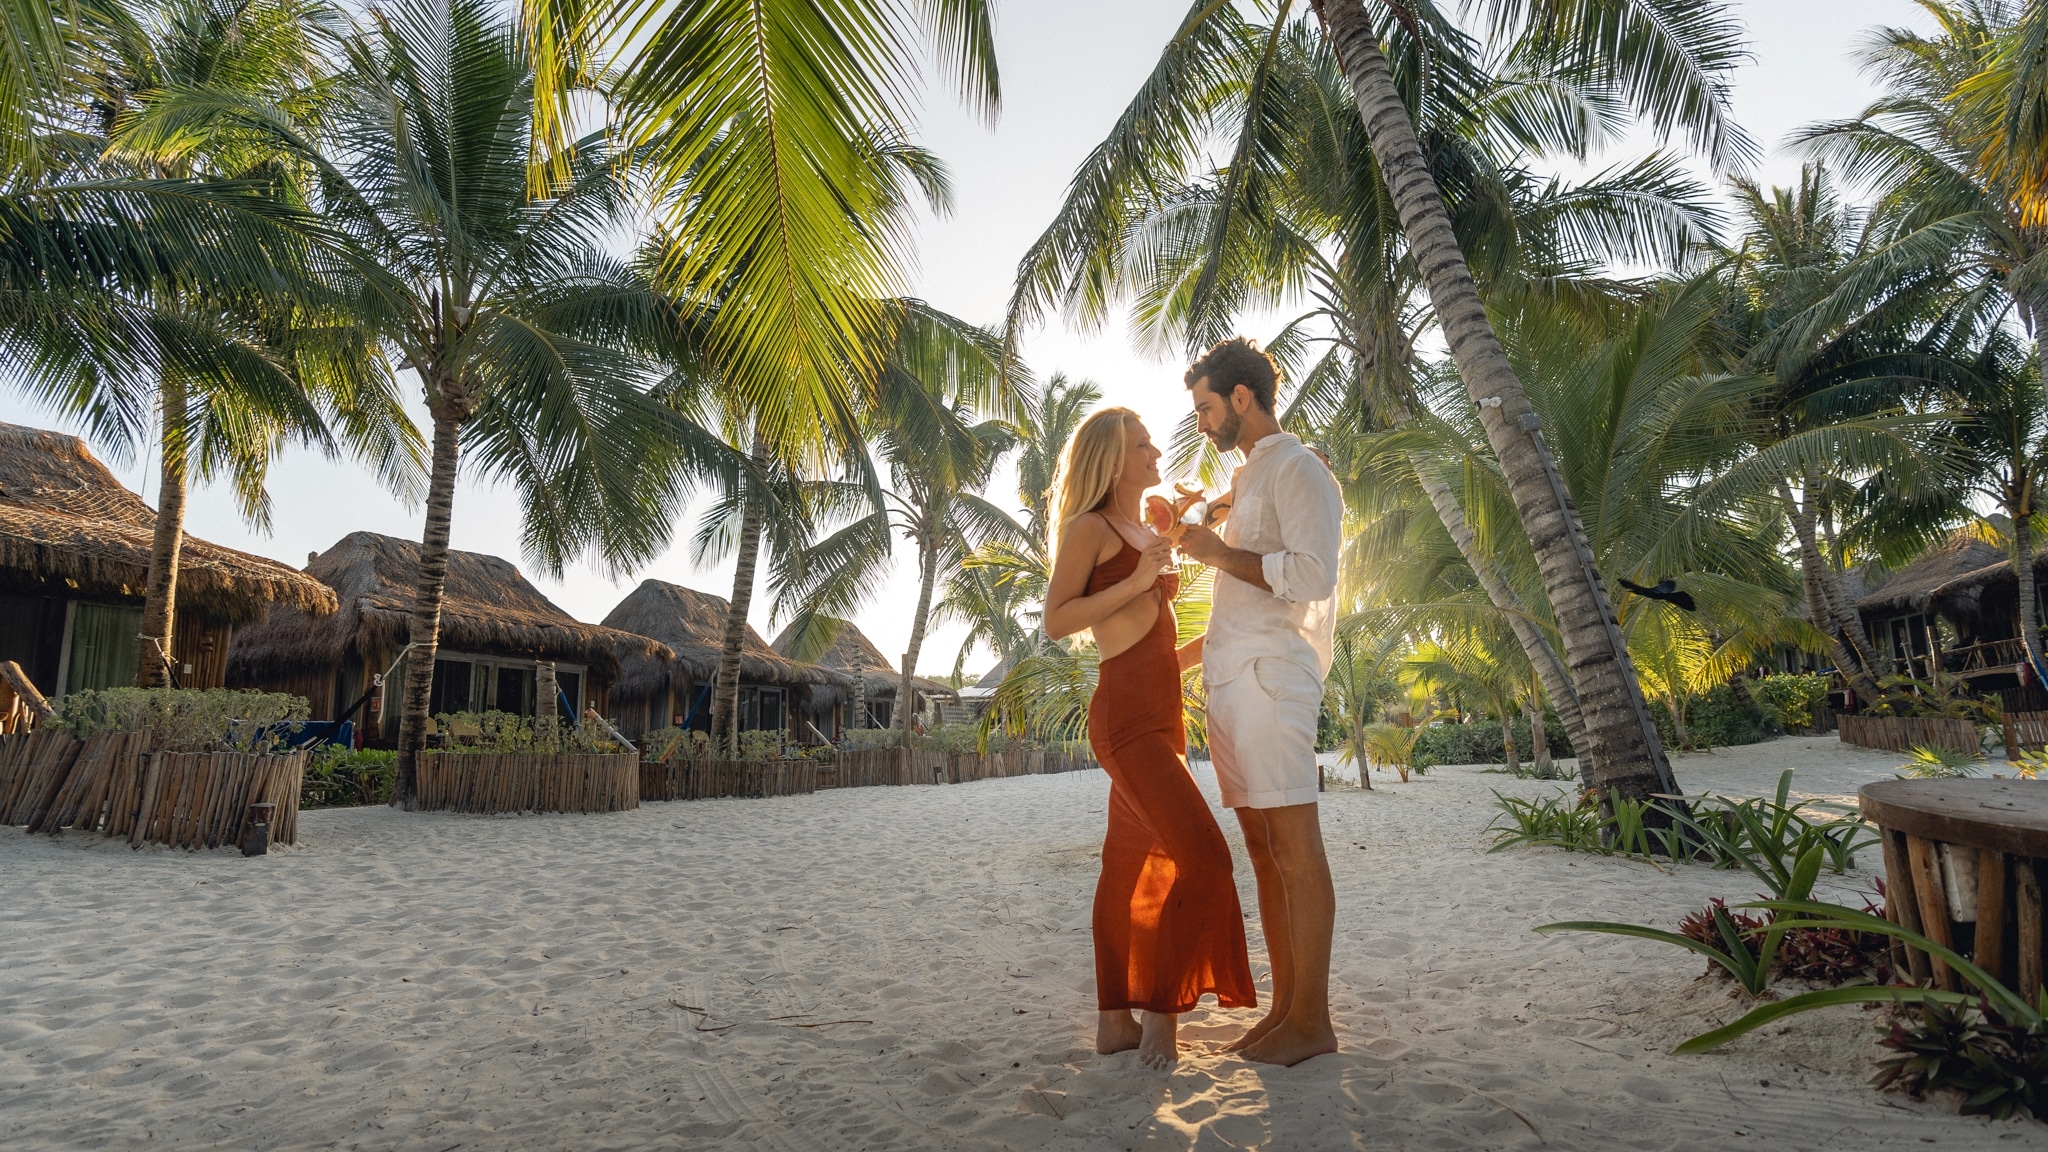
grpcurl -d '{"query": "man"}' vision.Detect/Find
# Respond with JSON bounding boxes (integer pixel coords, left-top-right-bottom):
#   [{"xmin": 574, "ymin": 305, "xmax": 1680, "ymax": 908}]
[{"xmin": 1175, "ymin": 337, "xmax": 1342, "ymax": 1067}]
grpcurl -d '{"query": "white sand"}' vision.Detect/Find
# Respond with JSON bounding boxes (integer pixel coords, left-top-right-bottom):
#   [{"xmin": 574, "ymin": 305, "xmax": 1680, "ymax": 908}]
[{"xmin": 5, "ymin": 735, "xmax": 2047, "ymax": 1150}]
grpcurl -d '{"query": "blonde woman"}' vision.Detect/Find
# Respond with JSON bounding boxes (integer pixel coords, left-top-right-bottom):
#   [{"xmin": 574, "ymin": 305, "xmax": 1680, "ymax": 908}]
[{"xmin": 1043, "ymin": 408, "xmax": 1255, "ymax": 1069}]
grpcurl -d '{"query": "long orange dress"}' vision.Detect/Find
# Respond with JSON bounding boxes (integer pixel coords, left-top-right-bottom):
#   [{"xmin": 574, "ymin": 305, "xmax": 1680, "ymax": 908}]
[{"xmin": 1086, "ymin": 532, "xmax": 1257, "ymax": 1014}]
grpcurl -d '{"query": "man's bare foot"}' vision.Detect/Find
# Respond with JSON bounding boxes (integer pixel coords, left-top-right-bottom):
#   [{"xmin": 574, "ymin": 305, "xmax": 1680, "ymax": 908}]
[
  {"xmin": 1137, "ymin": 1011, "xmax": 1178, "ymax": 1070},
  {"xmin": 1223, "ymin": 1010, "xmax": 1286, "ymax": 1053},
  {"xmin": 1096, "ymin": 1010, "xmax": 1142, "ymax": 1054},
  {"xmin": 1240, "ymin": 1020, "xmax": 1338, "ymax": 1067}
]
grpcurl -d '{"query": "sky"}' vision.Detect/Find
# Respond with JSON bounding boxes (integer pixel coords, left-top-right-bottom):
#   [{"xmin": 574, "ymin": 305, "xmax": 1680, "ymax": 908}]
[{"xmin": 0, "ymin": 0, "xmax": 1941, "ymax": 683}]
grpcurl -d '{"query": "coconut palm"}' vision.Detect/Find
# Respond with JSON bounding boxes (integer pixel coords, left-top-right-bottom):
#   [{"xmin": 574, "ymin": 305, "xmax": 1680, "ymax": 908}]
[
  {"xmin": 1301, "ymin": 0, "xmax": 1756, "ymax": 796},
  {"xmin": 1011, "ymin": 3, "xmax": 1732, "ymax": 796},
  {"xmin": 29, "ymin": 0, "xmax": 425, "ymax": 687},
  {"xmin": 773, "ymin": 302, "xmax": 1030, "ymax": 732},
  {"xmin": 523, "ymin": 0, "xmax": 997, "ymax": 460},
  {"xmin": 129, "ymin": 0, "xmax": 723, "ymax": 800}
]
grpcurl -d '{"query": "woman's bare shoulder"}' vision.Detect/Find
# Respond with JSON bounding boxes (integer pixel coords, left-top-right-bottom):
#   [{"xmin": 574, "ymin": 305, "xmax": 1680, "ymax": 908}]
[{"xmin": 1058, "ymin": 512, "xmax": 1118, "ymax": 564}]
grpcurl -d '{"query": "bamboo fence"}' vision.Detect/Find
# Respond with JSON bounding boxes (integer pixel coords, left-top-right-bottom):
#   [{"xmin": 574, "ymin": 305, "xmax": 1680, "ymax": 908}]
[
  {"xmin": 125, "ymin": 751, "xmax": 305, "ymax": 848},
  {"xmin": 0, "ymin": 730, "xmax": 305, "ymax": 847},
  {"xmin": 641, "ymin": 745, "xmax": 1101, "ymax": 801},
  {"xmin": 640, "ymin": 759, "xmax": 818, "ymax": 801},
  {"xmin": 414, "ymin": 751, "xmax": 639, "ymax": 815},
  {"xmin": 1838, "ymin": 713, "xmax": 1982, "ymax": 754},
  {"xmin": 2005, "ymin": 711, "xmax": 2048, "ymax": 755}
]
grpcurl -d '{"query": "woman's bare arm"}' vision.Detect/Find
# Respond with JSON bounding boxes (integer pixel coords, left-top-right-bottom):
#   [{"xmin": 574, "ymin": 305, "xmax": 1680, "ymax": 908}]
[{"xmin": 1043, "ymin": 516, "xmax": 1175, "ymax": 641}]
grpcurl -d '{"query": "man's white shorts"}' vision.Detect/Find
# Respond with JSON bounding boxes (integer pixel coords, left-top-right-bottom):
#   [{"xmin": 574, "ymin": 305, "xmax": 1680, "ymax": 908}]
[{"xmin": 1207, "ymin": 656, "xmax": 1323, "ymax": 809}]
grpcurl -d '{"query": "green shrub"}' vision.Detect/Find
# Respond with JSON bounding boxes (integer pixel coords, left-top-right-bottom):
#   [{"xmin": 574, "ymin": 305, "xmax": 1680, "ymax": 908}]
[
  {"xmin": 840, "ymin": 727, "xmax": 906, "ymax": 750},
  {"xmin": 1877, "ymin": 999, "xmax": 2048, "ymax": 1121},
  {"xmin": 50, "ymin": 688, "xmax": 308, "ymax": 751},
  {"xmin": 302, "ymin": 748, "xmax": 396, "ymax": 808},
  {"xmin": 1652, "ymin": 685, "xmax": 1772, "ymax": 751},
  {"xmin": 431, "ymin": 710, "xmax": 627, "ymax": 754},
  {"xmin": 1752, "ymin": 673, "xmax": 1833, "ymax": 731},
  {"xmin": 1413, "ymin": 713, "xmax": 1574, "ymax": 769}
]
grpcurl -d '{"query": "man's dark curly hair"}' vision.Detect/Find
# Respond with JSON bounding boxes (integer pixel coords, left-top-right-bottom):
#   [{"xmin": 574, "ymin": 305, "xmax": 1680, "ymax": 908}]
[{"xmin": 1184, "ymin": 336, "xmax": 1279, "ymax": 414}]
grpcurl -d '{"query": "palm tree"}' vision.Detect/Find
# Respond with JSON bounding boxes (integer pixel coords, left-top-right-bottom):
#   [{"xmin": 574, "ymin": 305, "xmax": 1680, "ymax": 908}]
[
  {"xmin": 774, "ymin": 302, "xmax": 1030, "ymax": 732},
  {"xmin": 1306, "ymin": 0, "xmax": 1757, "ymax": 797},
  {"xmin": 1011, "ymin": 4, "xmax": 1735, "ymax": 796},
  {"xmin": 523, "ymin": 0, "xmax": 998, "ymax": 464},
  {"xmin": 1323, "ymin": 630, "xmax": 1396, "ymax": 788},
  {"xmin": 48, "ymin": 0, "xmax": 422, "ymax": 686},
  {"xmin": 138, "ymin": 0, "xmax": 718, "ymax": 801}
]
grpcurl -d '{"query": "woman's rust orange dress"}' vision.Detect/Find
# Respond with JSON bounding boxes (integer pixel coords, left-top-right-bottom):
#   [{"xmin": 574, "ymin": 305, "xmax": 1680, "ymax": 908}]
[{"xmin": 1087, "ymin": 532, "xmax": 1256, "ymax": 1014}]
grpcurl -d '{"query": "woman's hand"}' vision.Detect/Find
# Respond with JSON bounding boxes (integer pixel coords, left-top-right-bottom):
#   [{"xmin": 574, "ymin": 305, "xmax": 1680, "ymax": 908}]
[{"xmin": 1129, "ymin": 535, "xmax": 1175, "ymax": 587}]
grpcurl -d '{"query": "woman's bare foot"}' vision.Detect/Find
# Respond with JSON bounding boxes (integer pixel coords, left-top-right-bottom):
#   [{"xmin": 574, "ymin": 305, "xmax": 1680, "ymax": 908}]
[
  {"xmin": 1096, "ymin": 1010, "xmax": 1142, "ymax": 1054},
  {"xmin": 1240, "ymin": 1020, "xmax": 1338, "ymax": 1067},
  {"xmin": 1137, "ymin": 1011, "xmax": 1178, "ymax": 1070}
]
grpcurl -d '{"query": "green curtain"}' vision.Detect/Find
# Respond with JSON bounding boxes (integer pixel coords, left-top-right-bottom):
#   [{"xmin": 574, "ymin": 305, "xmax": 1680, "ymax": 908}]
[{"xmin": 67, "ymin": 603, "xmax": 142, "ymax": 694}]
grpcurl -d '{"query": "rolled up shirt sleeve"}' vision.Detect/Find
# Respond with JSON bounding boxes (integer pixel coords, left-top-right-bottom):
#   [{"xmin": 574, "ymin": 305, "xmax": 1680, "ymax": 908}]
[{"xmin": 1257, "ymin": 455, "xmax": 1343, "ymax": 603}]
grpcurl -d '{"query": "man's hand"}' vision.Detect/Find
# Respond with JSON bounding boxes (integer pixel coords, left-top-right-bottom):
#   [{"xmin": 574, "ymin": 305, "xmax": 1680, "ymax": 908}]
[
  {"xmin": 1178, "ymin": 523, "xmax": 1272, "ymax": 592},
  {"xmin": 1178, "ymin": 523, "xmax": 1229, "ymax": 565}
]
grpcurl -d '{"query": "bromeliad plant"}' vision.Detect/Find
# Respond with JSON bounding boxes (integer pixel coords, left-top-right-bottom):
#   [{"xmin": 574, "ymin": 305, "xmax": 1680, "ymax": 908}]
[{"xmin": 1537, "ymin": 843, "xmax": 1830, "ymax": 997}]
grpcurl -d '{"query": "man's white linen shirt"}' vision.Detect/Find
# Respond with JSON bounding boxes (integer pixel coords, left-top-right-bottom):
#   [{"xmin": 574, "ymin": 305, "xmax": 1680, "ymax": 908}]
[{"xmin": 1204, "ymin": 432, "xmax": 1343, "ymax": 687}]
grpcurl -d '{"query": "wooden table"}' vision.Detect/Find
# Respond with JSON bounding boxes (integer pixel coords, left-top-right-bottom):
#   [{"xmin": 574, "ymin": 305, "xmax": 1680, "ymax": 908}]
[{"xmin": 1859, "ymin": 778, "xmax": 2048, "ymax": 996}]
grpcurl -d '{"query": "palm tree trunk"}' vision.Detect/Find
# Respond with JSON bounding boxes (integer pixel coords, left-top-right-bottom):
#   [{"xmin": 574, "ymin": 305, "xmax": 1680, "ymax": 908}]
[
  {"xmin": 137, "ymin": 375, "xmax": 188, "ymax": 688},
  {"xmin": 898, "ymin": 534, "xmax": 939, "ymax": 731},
  {"xmin": 394, "ymin": 410, "xmax": 463, "ymax": 807},
  {"xmin": 1413, "ymin": 464, "xmax": 1590, "ymax": 754},
  {"xmin": 1352, "ymin": 714, "xmax": 1371, "ymax": 790},
  {"xmin": 1780, "ymin": 481, "xmax": 1883, "ymax": 703},
  {"xmin": 1320, "ymin": 0, "xmax": 1673, "ymax": 801},
  {"xmin": 1526, "ymin": 696, "xmax": 1555, "ymax": 779},
  {"xmin": 2015, "ymin": 494, "xmax": 2044, "ymax": 686},
  {"xmin": 712, "ymin": 436, "xmax": 771, "ymax": 757},
  {"xmin": 1501, "ymin": 699, "xmax": 1519, "ymax": 774}
]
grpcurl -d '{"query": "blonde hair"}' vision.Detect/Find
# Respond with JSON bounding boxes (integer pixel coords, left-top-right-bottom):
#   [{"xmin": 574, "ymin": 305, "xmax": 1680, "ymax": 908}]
[{"xmin": 1048, "ymin": 407, "xmax": 1142, "ymax": 564}]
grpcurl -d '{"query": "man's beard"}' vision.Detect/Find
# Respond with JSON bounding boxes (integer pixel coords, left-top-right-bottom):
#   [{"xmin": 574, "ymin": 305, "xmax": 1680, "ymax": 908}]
[{"xmin": 1205, "ymin": 406, "xmax": 1243, "ymax": 453}]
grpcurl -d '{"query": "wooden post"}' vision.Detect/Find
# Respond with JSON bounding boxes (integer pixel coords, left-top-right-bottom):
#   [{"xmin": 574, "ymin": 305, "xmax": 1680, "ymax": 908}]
[
  {"xmin": 1883, "ymin": 829, "xmax": 1933, "ymax": 984},
  {"xmin": 1978, "ymin": 849, "xmax": 2011, "ymax": 986},
  {"xmin": 2020, "ymin": 859, "xmax": 2045, "ymax": 1003},
  {"xmin": 1907, "ymin": 835, "xmax": 1959, "ymax": 990}
]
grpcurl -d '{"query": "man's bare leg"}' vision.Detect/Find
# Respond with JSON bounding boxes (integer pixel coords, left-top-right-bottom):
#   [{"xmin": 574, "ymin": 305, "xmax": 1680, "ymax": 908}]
[
  {"xmin": 1097, "ymin": 1009, "xmax": 1141, "ymax": 1054},
  {"xmin": 1239, "ymin": 802, "xmax": 1338, "ymax": 1066},
  {"xmin": 1225, "ymin": 808, "xmax": 1294, "ymax": 1052}
]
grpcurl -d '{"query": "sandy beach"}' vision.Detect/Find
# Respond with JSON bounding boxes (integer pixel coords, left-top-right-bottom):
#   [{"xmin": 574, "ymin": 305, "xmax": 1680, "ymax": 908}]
[{"xmin": 5, "ymin": 735, "xmax": 2046, "ymax": 1150}]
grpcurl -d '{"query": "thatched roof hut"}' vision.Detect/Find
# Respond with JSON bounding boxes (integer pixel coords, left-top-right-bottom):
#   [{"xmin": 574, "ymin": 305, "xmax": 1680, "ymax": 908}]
[
  {"xmin": 603, "ymin": 581, "xmax": 841, "ymax": 699},
  {"xmin": 599, "ymin": 581, "xmax": 842, "ymax": 738},
  {"xmin": 231, "ymin": 531, "xmax": 665, "ymax": 681},
  {"xmin": 769, "ymin": 615, "xmax": 954, "ymax": 701},
  {"xmin": 1856, "ymin": 533, "xmax": 2017, "ymax": 618},
  {"xmin": 0, "ymin": 423, "xmax": 334, "ymax": 622}
]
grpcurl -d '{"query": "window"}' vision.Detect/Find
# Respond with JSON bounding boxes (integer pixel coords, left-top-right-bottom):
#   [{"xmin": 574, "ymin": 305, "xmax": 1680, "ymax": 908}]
[
  {"xmin": 557, "ymin": 670, "xmax": 581, "ymax": 716},
  {"xmin": 495, "ymin": 665, "xmax": 535, "ymax": 716},
  {"xmin": 429, "ymin": 659, "xmax": 474, "ymax": 715}
]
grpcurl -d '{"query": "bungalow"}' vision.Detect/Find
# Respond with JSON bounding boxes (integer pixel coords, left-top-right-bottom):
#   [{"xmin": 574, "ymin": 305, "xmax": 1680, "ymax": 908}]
[
  {"xmin": 227, "ymin": 531, "xmax": 667, "ymax": 743},
  {"xmin": 769, "ymin": 615, "xmax": 956, "ymax": 735},
  {"xmin": 600, "ymin": 580, "xmax": 844, "ymax": 741},
  {"xmin": 1853, "ymin": 529, "xmax": 2047, "ymax": 706},
  {"xmin": 0, "ymin": 423, "xmax": 335, "ymax": 697}
]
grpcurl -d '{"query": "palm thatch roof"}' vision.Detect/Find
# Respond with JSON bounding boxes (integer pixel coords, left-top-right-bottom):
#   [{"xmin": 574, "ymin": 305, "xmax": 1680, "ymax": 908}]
[
  {"xmin": 0, "ymin": 423, "xmax": 336, "ymax": 623},
  {"xmin": 228, "ymin": 531, "xmax": 662, "ymax": 679},
  {"xmin": 768, "ymin": 615, "xmax": 955, "ymax": 701},
  {"xmin": 601, "ymin": 580, "xmax": 842, "ymax": 698},
  {"xmin": 1856, "ymin": 532, "xmax": 2025, "ymax": 617}
]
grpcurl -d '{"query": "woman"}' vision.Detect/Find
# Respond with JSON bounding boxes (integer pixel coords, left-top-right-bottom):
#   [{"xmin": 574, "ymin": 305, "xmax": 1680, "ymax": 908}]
[{"xmin": 1043, "ymin": 408, "xmax": 1256, "ymax": 1069}]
